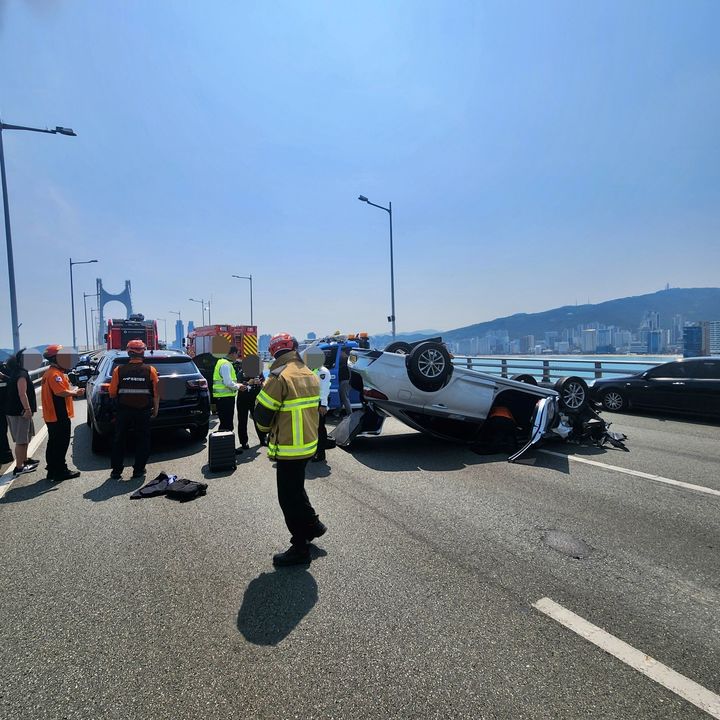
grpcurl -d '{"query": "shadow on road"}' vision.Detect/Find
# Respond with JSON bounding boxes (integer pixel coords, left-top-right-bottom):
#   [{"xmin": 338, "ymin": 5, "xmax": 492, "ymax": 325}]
[
  {"xmin": 345, "ymin": 432, "xmax": 487, "ymax": 473},
  {"xmin": 83, "ymin": 474, "xmax": 145, "ymax": 502},
  {"xmin": 237, "ymin": 556, "xmax": 325, "ymax": 645},
  {"xmin": 0, "ymin": 474, "xmax": 60, "ymax": 504}
]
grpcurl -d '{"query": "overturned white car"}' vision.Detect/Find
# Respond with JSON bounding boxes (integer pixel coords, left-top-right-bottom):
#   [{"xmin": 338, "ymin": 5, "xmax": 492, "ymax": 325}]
[{"xmin": 331, "ymin": 338, "xmax": 627, "ymax": 461}]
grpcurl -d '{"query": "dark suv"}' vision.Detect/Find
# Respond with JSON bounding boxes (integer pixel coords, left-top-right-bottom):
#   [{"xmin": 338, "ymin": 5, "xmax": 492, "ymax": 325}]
[{"xmin": 86, "ymin": 350, "xmax": 210, "ymax": 452}]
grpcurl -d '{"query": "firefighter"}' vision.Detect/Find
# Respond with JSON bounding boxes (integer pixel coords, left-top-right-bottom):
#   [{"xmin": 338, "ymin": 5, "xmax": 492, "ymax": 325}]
[
  {"xmin": 255, "ymin": 332, "xmax": 326, "ymax": 566},
  {"xmin": 109, "ymin": 339, "xmax": 160, "ymax": 479},
  {"xmin": 212, "ymin": 346, "xmax": 247, "ymax": 446},
  {"xmin": 41, "ymin": 345, "xmax": 84, "ymax": 481}
]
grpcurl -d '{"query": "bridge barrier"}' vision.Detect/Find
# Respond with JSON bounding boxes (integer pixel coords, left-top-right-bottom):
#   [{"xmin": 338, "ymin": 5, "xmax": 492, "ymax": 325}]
[{"xmin": 451, "ymin": 355, "xmax": 671, "ymax": 383}]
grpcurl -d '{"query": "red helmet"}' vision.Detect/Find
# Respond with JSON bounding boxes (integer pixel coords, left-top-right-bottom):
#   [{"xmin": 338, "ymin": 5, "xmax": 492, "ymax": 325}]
[
  {"xmin": 126, "ymin": 339, "xmax": 147, "ymax": 355},
  {"xmin": 43, "ymin": 344, "xmax": 63, "ymax": 360},
  {"xmin": 269, "ymin": 332, "xmax": 297, "ymax": 358}
]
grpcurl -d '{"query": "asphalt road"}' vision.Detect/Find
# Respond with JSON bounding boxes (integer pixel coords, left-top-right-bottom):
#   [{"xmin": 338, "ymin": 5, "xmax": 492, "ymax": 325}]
[{"xmin": 1, "ymin": 403, "xmax": 718, "ymax": 719}]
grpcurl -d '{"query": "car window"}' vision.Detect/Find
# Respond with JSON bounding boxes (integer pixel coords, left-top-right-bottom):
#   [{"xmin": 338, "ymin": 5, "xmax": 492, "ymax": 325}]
[
  {"xmin": 690, "ymin": 360, "xmax": 720, "ymax": 379},
  {"xmin": 647, "ymin": 363, "xmax": 686, "ymax": 379},
  {"xmin": 111, "ymin": 358, "xmax": 198, "ymax": 376}
]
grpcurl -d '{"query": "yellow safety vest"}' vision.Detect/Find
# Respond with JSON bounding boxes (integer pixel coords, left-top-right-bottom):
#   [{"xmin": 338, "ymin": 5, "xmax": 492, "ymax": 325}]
[{"xmin": 212, "ymin": 358, "xmax": 237, "ymax": 398}]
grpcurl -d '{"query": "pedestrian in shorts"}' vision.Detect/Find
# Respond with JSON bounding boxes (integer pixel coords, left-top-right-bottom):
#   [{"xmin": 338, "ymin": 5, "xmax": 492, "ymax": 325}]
[{"xmin": 4, "ymin": 350, "xmax": 39, "ymax": 477}]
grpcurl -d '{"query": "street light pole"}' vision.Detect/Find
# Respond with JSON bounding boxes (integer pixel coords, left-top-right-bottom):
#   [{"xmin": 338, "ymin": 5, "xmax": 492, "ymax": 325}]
[
  {"xmin": 0, "ymin": 120, "xmax": 76, "ymax": 352},
  {"xmin": 232, "ymin": 274, "xmax": 254, "ymax": 326},
  {"xmin": 83, "ymin": 291, "xmax": 96, "ymax": 351},
  {"xmin": 70, "ymin": 258, "xmax": 98, "ymax": 349},
  {"xmin": 189, "ymin": 298, "xmax": 206, "ymax": 326},
  {"xmin": 358, "ymin": 195, "xmax": 396, "ymax": 339}
]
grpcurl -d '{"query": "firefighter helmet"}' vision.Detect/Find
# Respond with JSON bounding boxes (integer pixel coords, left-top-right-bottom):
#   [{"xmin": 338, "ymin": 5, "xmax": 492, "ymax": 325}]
[
  {"xmin": 126, "ymin": 339, "xmax": 147, "ymax": 355},
  {"xmin": 43, "ymin": 344, "xmax": 63, "ymax": 360},
  {"xmin": 269, "ymin": 332, "xmax": 297, "ymax": 358}
]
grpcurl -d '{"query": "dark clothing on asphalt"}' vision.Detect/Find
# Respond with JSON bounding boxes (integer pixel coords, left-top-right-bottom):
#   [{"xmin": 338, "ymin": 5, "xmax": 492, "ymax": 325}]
[
  {"xmin": 276, "ymin": 458, "xmax": 322, "ymax": 546},
  {"xmin": 46, "ymin": 418, "xmax": 71, "ymax": 478},
  {"xmin": 112, "ymin": 406, "xmax": 152, "ymax": 475}
]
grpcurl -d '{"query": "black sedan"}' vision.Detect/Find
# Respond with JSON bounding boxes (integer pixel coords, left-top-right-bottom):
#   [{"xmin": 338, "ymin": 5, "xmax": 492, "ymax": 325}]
[
  {"xmin": 591, "ymin": 357, "xmax": 720, "ymax": 418},
  {"xmin": 86, "ymin": 350, "xmax": 211, "ymax": 451}
]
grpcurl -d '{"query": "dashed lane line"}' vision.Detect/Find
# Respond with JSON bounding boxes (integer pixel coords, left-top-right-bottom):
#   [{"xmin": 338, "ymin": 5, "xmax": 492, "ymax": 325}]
[
  {"xmin": 538, "ymin": 449, "xmax": 720, "ymax": 498},
  {"xmin": 533, "ymin": 597, "xmax": 720, "ymax": 718},
  {"xmin": 0, "ymin": 423, "xmax": 49, "ymax": 500}
]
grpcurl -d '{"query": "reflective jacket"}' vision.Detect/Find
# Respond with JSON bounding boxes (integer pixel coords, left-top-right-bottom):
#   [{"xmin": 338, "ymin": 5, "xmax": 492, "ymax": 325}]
[
  {"xmin": 114, "ymin": 363, "xmax": 154, "ymax": 409},
  {"xmin": 213, "ymin": 358, "xmax": 238, "ymax": 398},
  {"xmin": 254, "ymin": 351, "xmax": 320, "ymax": 460}
]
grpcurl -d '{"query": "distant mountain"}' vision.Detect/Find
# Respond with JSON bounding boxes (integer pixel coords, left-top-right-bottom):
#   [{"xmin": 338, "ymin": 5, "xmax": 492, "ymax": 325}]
[
  {"xmin": 440, "ymin": 288, "xmax": 720, "ymax": 343},
  {"xmin": 367, "ymin": 288, "xmax": 719, "ymax": 349}
]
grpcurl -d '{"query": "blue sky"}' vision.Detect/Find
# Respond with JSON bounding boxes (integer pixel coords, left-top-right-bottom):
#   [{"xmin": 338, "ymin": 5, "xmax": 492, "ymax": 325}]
[{"xmin": 1, "ymin": 0, "xmax": 719, "ymax": 349}]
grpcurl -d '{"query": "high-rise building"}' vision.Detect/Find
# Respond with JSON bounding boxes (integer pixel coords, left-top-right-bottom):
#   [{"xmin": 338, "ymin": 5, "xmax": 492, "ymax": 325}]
[
  {"xmin": 683, "ymin": 325, "xmax": 705, "ymax": 358},
  {"xmin": 708, "ymin": 321, "xmax": 720, "ymax": 355},
  {"xmin": 581, "ymin": 329, "xmax": 597, "ymax": 353}
]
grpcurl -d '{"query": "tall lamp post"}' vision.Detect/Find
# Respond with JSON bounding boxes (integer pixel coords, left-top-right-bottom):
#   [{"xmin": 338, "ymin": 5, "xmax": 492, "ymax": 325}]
[
  {"xmin": 1, "ymin": 119, "xmax": 77, "ymax": 352},
  {"xmin": 232, "ymin": 274, "xmax": 254, "ymax": 326},
  {"xmin": 70, "ymin": 258, "xmax": 98, "ymax": 349},
  {"xmin": 82, "ymin": 291, "xmax": 97, "ymax": 351},
  {"xmin": 189, "ymin": 297, "xmax": 206, "ymax": 327},
  {"xmin": 358, "ymin": 195, "xmax": 396, "ymax": 339}
]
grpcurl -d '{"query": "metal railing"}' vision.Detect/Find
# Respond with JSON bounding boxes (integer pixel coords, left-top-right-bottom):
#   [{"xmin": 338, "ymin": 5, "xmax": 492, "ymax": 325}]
[
  {"xmin": 451, "ymin": 355, "xmax": 673, "ymax": 383},
  {"xmin": 29, "ymin": 348, "xmax": 105, "ymax": 387}
]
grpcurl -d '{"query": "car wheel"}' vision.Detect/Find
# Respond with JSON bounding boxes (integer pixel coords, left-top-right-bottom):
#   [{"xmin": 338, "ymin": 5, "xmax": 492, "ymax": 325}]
[
  {"xmin": 91, "ymin": 425, "xmax": 109, "ymax": 453},
  {"xmin": 511, "ymin": 374, "xmax": 538, "ymax": 385},
  {"xmin": 190, "ymin": 422, "xmax": 210, "ymax": 441},
  {"xmin": 407, "ymin": 342, "xmax": 453, "ymax": 391},
  {"xmin": 554, "ymin": 376, "xmax": 589, "ymax": 412},
  {"xmin": 384, "ymin": 341, "xmax": 412, "ymax": 355},
  {"xmin": 601, "ymin": 389, "xmax": 626, "ymax": 412}
]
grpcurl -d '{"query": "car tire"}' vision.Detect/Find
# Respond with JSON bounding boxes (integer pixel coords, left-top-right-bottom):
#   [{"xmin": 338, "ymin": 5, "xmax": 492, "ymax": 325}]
[
  {"xmin": 511, "ymin": 374, "xmax": 538, "ymax": 385},
  {"xmin": 190, "ymin": 422, "xmax": 210, "ymax": 441},
  {"xmin": 407, "ymin": 341, "xmax": 453, "ymax": 392},
  {"xmin": 554, "ymin": 376, "xmax": 589, "ymax": 412},
  {"xmin": 91, "ymin": 425, "xmax": 110, "ymax": 453},
  {"xmin": 384, "ymin": 341, "xmax": 412, "ymax": 355},
  {"xmin": 600, "ymin": 389, "xmax": 626, "ymax": 412}
]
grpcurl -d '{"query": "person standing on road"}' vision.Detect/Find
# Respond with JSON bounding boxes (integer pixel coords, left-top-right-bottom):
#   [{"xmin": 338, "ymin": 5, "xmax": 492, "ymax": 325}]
[
  {"xmin": 4, "ymin": 350, "xmax": 40, "ymax": 477},
  {"xmin": 338, "ymin": 347, "xmax": 352, "ymax": 416},
  {"xmin": 303, "ymin": 348, "xmax": 331, "ymax": 464},
  {"xmin": 255, "ymin": 332, "xmax": 325, "ymax": 566},
  {"xmin": 0, "ymin": 360, "xmax": 15, "ymax": 464},
  {"xmin": 212, "ymin": 346, "xmax": 247, "ymax": 451},
  {"xmin": 41, "ymin": 345, "xmax": 84, "ymax": 482},
  {"xmin": 109, "ymin": 340, "xmax": 160, "ymax": 480},
  {"xmin": 235, "ymin": 358, "xmax": 265, "ymax": 450}
]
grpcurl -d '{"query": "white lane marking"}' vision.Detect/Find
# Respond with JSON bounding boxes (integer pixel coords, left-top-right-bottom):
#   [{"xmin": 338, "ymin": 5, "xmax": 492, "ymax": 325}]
[
  {"xmin": 0, "ymin": 424, "xmax": 49, "ymax": 500},
  {"xmin": 533, "ymin": 597, "xmax": 720, "ymax": 718},
  {"xmin": 539, "ymin": 449, "xmax": 720, "ymax": 498}
]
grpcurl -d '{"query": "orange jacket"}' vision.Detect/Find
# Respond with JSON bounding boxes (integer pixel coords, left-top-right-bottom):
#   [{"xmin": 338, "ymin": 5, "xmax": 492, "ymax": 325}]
[
  {"xmin": 41, "ymin": 367, "xmax": 75, "ymax": 422},
  {"xmin": 488, "ymin": 405, "xmax": 515, "ymax": 424}
]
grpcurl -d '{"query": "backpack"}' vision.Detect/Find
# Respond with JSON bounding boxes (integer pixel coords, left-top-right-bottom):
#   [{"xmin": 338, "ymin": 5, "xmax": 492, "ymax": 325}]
[{"xmin": 166, "ymin": 477, "xmax": 208, "ymax": 502}]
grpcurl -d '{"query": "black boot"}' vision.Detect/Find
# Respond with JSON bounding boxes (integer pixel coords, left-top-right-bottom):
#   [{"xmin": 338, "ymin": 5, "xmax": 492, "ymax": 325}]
[{"xmin": 272, "ymin": 544, "xmax": 311, "ymax": 566}]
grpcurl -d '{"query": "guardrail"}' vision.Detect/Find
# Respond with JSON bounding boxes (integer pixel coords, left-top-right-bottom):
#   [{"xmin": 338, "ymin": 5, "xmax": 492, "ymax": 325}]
[
  {"xmin": 451, "ymin": 355, "xmax": 673, "ymax": 383},
  {"xmin": 29, "ymin": 348, "xmax": 105, "ymax": 388}
]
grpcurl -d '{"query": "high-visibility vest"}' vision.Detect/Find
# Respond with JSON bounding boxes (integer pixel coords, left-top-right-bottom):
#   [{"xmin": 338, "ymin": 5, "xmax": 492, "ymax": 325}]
[
  {"xmin": 212, "ymin": 358, "xmax": 237, "ymax": 398},
  {"xmin": 255, "ymin": 353, "xmax": 320, "ymax": 460}
]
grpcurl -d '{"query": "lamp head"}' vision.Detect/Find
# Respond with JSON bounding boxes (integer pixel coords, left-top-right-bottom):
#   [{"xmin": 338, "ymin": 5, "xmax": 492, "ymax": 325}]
[
  {"xmin": 55, "ymin": 127, "xmax": 77, "ymax": 136},
  {"xmin": 358, "ymin": 195, "xmax": 369, "ymax": 202}
]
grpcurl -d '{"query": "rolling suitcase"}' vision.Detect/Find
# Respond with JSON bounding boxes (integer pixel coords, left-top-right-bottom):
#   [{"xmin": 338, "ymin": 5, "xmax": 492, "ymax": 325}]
[{"xmin": 208, "ymin": 431, "xmax": 236, "ymax": 471}]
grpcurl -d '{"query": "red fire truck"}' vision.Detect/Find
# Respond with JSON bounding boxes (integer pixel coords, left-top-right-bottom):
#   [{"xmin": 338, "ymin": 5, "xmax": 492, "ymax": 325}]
[
  {"xmin": 105, "ymin": 314, "xmax": 159, "ymax": 351},
  {"xmin": 185, "ymin": 325, "xmax": 258, "ymax": 359}
]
